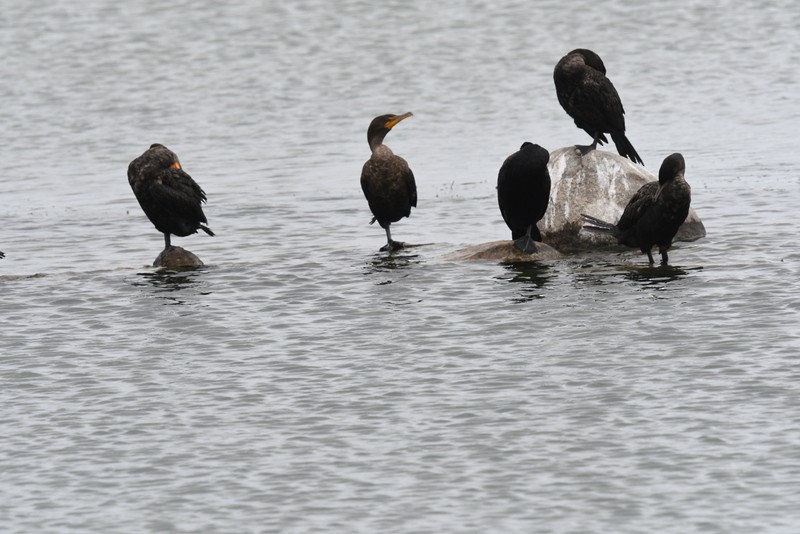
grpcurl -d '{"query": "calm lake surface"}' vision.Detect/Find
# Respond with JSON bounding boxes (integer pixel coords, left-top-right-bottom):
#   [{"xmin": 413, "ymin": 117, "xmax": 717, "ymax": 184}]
[{"xmin": 2, "ymin": 0, "xmax": 800, "ymax": 532}]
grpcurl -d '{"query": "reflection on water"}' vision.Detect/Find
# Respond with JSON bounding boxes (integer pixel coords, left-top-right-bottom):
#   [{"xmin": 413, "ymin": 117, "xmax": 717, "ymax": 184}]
[
  {"xmin": 573, "ymin": 259, "xmax": 697, "ymax": 290},
  {"xmin": 499, "ymin": 261, "xmax": 553, "ymax": 302},
  {"xmin": 132, "ymin": 267, "xmax": 210, "ymax": 305},
  {"xmin": 363, "ymin": 250, "xmax": 422, "ymax": 279},
  {"xmin": 623, "ymin": 264, "xmax": 696, "ymax": 288}
]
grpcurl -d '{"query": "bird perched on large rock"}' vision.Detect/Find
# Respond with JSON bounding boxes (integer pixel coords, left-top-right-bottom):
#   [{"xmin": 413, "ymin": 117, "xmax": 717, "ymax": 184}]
[
  {"xmin": 582, "ymin": 153, "xmax": 691, "ymax": 265},
  {"xmin": 360, "ymin": 113, "xmax": 417, "ymax": 252},
  {"xmin": 497, "ymin": 142, "xmax": 551, "ymax": 253},
  {"xmin": 128, "ymin": 143, "xmax": 214, "ymax": 253},
  {"xmin": 554, "ymin": 48, "xmax": 643, "ymax": 165}
]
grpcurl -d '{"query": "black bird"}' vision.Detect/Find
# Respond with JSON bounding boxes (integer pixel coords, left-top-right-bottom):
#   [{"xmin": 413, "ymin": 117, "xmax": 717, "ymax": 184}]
[
  {"xmin": 582, "ymin": 153, "xmax": 691, "ymax": 265},
  {"xmin": 360, "ymin": 112, "xmax": 417, "ymax": 252},
  {"xmin": 0, "ymin": 251, "xmax": 4, "ymax": 259},
  {"xmin": 497, "ymin": 142, "xmax": 551, "ymax": 253},
  {"xmin": 554, "ymin": 48, "xmax": 643, "ymax": 165},
  {"xmin": 128, "ymin": 144, "xmax": 214, "ymax": 252}
]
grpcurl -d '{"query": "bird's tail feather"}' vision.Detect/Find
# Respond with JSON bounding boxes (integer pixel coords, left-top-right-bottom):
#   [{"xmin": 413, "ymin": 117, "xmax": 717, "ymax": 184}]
[
  {"xmin": 200, "ymin": 225, "xmax": 215, "ymax": 237},
  {"xmin": 581, "ymin": 214, "xmax": 618, "ymax": 236},
  {"xmin": 611, "ymin": 132, "xmax": 643, "ymax": 166}
]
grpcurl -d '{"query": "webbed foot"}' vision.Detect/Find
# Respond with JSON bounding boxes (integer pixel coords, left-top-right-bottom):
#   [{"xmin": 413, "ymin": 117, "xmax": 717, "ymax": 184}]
[
  {"xmin": 512, "ymin": 235, "xmax": 539, "ymax": 254},
  {"xmin": 380, "ymin": 240, "xmax": 405, "ymax": 252}
]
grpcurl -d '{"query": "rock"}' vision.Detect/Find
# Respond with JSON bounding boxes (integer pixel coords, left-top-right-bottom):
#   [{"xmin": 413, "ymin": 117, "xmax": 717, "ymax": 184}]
[
  {"xmin": 445, "ymin": 240, "xmax": 561, "ymax": 262},
  {"xmin": 153, "ymin": 246, "xmax": 204, "ymax": 269},
  {"xmin": 540, "ymin": 147, "xmax": 706, "ymax": 250}
]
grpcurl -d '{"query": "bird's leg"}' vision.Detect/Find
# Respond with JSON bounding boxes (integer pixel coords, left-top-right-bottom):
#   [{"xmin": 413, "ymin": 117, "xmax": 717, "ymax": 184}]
[
  {"xmin": 512, "ymin": 225, "xmax": 539, "ymax": 254},
  {"xmin": 645, "ymin": 249, "xmax": 655, "ymax": 265},
  {"xmin": 164, "ymin": 233, "xmax": 172, "ymax": 251},
  {"xmin": 379, "ymin": 225, "xmax": 404, "ymax": 252},
  {"xmin": 577, "ymin": 132, "xmax": 602, "ymax": 156},
  {"xmin": 659, "ymin": 247, "xmax": 669, "ymax": 266}
]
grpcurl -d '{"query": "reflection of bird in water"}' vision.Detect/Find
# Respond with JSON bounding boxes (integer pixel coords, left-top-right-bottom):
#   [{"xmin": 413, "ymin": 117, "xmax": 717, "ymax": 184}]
[
  {"xmin": 497, "ymin": 142, "xmax": 551, "ymax": 253},
  {"xmin": 128, "ymin": 144, "xmax": 214, "ymax": 252},
  {"xmin": 360, "ymin": 113, "xmax": 417, "ymax": 252},
  {"xmin": 502, "ymin": 262, "xmax": 551, "ymax": 302},
  {"xmin": 554, "ymin": 48, "xmax": 643, "ymax": 165},
  {"xmin": 582, "ymin": 153, "xmax": 691, "ymax": 265}
]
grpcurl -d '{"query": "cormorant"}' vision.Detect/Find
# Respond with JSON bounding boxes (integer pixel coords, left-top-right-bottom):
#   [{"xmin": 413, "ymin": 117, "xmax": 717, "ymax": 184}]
[
  {"xmin": 360, "ymin": 112, "xmax": 417, "ymax": 252},
  {"xmin": 554, "ymin": 48, "xmax": 643, "ymax": 165},
  {"xmin": 581, "ymin": 153, "xmax": 691, "ymax": 265},
  {"xmin": 497, "ymin": 142, "xmax": 551, "ymax": 253},
  {"xmin": 128, "ymin": 143, "xmax": 214, "ymax": 252}
]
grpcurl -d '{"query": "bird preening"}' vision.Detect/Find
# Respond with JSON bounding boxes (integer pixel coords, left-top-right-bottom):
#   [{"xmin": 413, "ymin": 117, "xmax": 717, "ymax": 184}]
[
  {"xmin": 554, "ymin": 48, "xmax": 643, "ymax": 165},
  {"xmin": 581, "ymin": 153, "xmax": 692, "ymax": 265},
  {"xmin": 128, "ymin": 144, "xmax": 214, "ymax": 253},
  {"xmin": 360, "ymin": 112, "xmax": 417, "ymax": 252},
  {"xmin": 497, "ymin": 142, "xmax": 551, "ymax": 253}
]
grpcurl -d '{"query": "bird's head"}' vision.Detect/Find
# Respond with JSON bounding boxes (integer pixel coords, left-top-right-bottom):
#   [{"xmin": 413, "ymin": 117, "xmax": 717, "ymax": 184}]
[
  {"xmin": 658, "ymin": 153, "xmax": 685, "ymax": 185},
  {"xmin": 566, "ymin": 48, "xmax": 607, "ymax": 74},
  {"xmin": 367, "ymin": 112, "xmax": 413, "ymax": 151},
  {"xmin": 146, "ymin": 143, "xmax": 182, "ymax": 170},
  {"xmin": 655, "ymin": 152, "xmax": 686, "ymax": 199}
]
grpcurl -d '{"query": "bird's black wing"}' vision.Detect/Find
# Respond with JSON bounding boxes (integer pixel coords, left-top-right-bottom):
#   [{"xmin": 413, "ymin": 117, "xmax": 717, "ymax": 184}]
[
  {"xmin": 150, "ymin": 168, "xmax": 209, "ymax": 224},
  {"xmin": 581, "ymin": 70, "xmax": 627, "ymax": 134},
  {"xmin": 405, "ymin": 166, "xmax": 417, "ymax": 209},
  {"xmin": 617, "ymin": 181, "xmax": 658, "ymax": 231}
]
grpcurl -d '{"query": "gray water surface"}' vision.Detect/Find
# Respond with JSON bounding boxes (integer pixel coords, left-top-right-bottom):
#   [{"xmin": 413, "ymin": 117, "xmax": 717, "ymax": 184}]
[{"xmin": 2, "ymin": 1, "xmax": 800, "ymax": 532}]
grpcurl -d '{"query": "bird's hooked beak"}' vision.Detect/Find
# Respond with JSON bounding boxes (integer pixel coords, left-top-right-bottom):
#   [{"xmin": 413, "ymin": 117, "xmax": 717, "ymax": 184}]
[
  {"xmin": 385, "ymin": 112, "xmax": 413, "ymax": 129},
  {"xmin": 170, "ymin": 161, "xmax": 181, "ymax": 170}
]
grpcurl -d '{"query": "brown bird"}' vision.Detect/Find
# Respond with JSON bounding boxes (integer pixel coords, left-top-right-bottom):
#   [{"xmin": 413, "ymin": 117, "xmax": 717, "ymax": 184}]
[
  {"xmin": 360, "ymin": 113, "xmax": 417, "ymax": 251},
  {"xmin": 582, "ymin": 153, "xmax": 692, "ymax": 265},
  {"xmin": 128, "ymin": 144, "xmax": 214, "ymax": 252},
  {"xmin": 497, "ymin": 142, "xmax": 551, "ymax": 253},
  {"xmin": 554, "ymin": 48, "xmax": 643, "ymax": 165}
]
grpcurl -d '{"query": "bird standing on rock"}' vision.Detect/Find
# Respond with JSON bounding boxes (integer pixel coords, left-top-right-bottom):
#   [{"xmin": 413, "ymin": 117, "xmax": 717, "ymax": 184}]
[
  {"xmin": 360, "ymin": 113, "xmax": 417, "ymax": 252},
  {"xmin": 497, "ymin": 142, "xmax": 551, "ymax": 253},
  {"xmin": 554, "ymin": 48, "xmax": 643, "ymax": 165},
  {"xmin": 128, "ymin": 143, "xmax": 214, "ymax": 253},
  {"xmin": 582, "ymin": 153, "xmax": 691, "ymax": 265}
]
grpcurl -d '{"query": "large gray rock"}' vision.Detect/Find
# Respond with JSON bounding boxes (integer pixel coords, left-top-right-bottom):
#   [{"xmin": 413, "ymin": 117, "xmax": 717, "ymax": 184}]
[
  {"xmin": 444, "ymin": 241, "xmax": 561, "ymax": 262},
  {"xmin": 541, "ymin": 147, "xmax": 706, "ymax": 250},
  {"xmin": 153, "ymin": 246, "xmax": 204, "ymax": 269}
]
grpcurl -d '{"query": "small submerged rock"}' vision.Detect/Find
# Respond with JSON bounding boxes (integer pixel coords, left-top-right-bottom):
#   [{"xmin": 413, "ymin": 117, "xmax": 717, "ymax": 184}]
[
  {"xmin": 153, "ymin": 246, "xmax": 204, "ymax": 269},
  {"xmin": 541, "ymin": 147, "xmax": 706, "ymax": 250},
  {"xmin": 445, "ymin": 240, "xmax": 561, "ymax": 262}
]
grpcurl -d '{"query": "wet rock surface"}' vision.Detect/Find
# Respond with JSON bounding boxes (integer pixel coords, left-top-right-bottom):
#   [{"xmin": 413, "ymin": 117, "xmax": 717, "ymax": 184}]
[
  {"xmin": 153, "ymin": 246, "xmax": 204, "ymax": 269},
  {"xmin": 444, "ymin": 241, "xmax": 561, "ymax": 262}
]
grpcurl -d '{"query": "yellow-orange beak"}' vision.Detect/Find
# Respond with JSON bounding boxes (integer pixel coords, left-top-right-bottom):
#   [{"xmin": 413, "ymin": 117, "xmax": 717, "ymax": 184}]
[
  {"xmin": 385, "ymin": 112, "xmax": 413, "ymax": 129},
  {"xmin": 170, "ymin": 161, "xmax": 181, "ymax": 170}
]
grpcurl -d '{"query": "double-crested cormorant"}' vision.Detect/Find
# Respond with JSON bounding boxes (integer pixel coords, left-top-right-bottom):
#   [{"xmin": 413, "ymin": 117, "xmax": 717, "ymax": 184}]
[
  {"xmin": 554, "ymin": 48, "xmax": 643, "ymax": 165},
  {"xmin": 582, "ymin": 153, "xmax": 691, "ymax": 265},
  {"xmin": 128, "ymin": 143, "xmax": 214, "ymax": 252},
  {"xmin": 360, "ymin": 112, "xmax": 417, "ymax": 252},
  {"xmin": 497, "ymin": 142, "xmax": 551, "ymax": 253}
]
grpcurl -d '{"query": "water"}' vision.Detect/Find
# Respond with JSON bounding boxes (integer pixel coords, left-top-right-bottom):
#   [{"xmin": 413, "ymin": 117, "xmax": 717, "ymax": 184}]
[{"xmin": 2, "ymin": 0, "xmax": 800, "ymax": 532}]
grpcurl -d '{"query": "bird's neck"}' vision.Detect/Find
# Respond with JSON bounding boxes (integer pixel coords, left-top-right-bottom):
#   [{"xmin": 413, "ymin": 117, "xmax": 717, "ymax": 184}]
[{"xmin": 370, "ymin": 144, "xmax": 394, "ymax": 158}]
